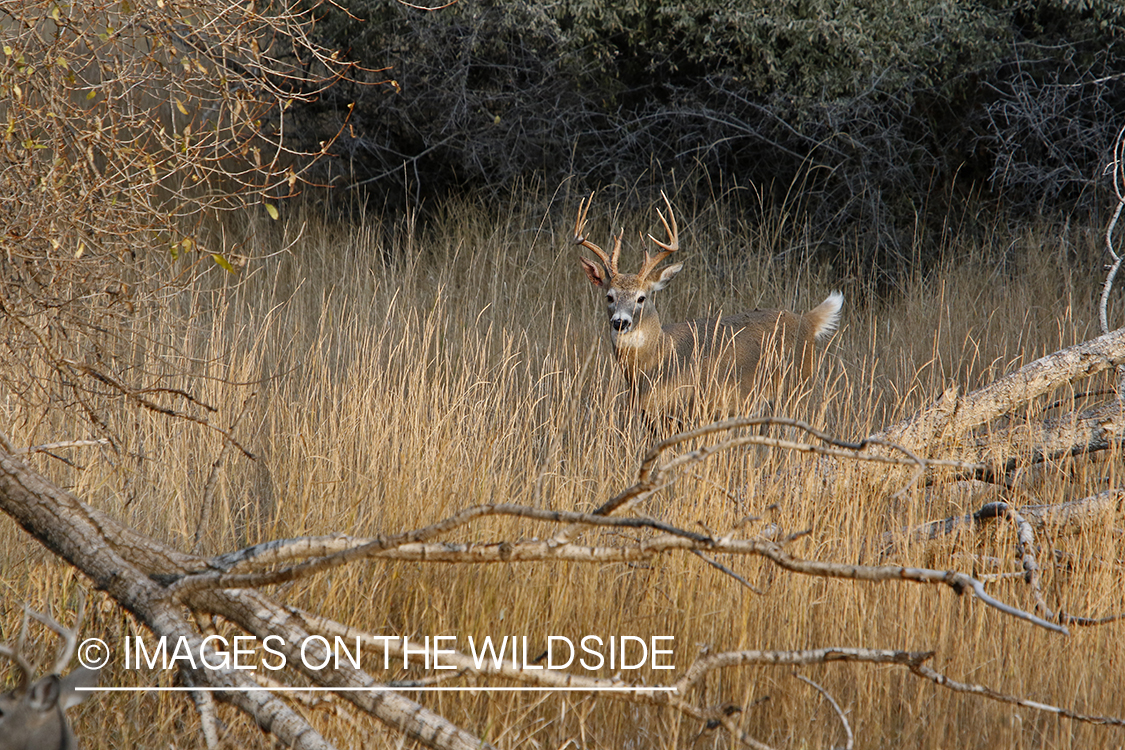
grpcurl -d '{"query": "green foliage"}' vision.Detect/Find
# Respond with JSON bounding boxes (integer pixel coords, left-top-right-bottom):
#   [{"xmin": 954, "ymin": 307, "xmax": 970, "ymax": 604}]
[
  {"xmin": 301, "ymin": 0, "xmax": 1125, "ymax": 282},
  {"xmin": 561, "ymin": 0, "xmax": 1008, "ymax": 103}
]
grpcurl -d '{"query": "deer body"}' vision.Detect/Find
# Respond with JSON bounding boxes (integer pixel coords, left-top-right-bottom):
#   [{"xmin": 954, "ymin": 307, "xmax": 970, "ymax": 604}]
[{"xmin": 576, "ymin": 193, "xmax": 842, "ymax": 421}]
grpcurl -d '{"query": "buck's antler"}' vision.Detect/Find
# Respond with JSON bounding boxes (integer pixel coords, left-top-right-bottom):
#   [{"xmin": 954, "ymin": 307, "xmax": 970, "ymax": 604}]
[
  {"xmin": 0, "ymin": 593, "xmax": 88, "ymax": 693},
  {"xmin": 0, "ymin": 616, "xmax": 34, "ymax": 697},
  {"xmin": 0, "ymin": 593, "xmax": 99, "ymax": 750},
  {"xmin": 574, "ymin": 192, "xmax": 622, "ymax": 277},
  {"xmin": 32, "ymin": 594, "xmax": 86, "ymax": 675},
  {"xmin": 637, "ymin": 190, "xmax": 679, "ymax": 282}
]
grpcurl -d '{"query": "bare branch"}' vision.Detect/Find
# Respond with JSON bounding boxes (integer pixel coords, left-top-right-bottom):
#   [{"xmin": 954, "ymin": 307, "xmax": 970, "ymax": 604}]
[
  {"xmin": 1101, "ymin": 124, "xmax": 1125, "ymax": 335},
  {"xmin": 910, "ymin": 662, "xmax": 1125, "ymax": 727},
  {"xmin": 794, "ymin": 673, "xmax": 854, "ymax": 750}
]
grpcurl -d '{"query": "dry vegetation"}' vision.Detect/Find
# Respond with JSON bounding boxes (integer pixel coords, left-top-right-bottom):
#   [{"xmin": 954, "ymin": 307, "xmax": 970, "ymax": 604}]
[{"xmin": 1, "ymin": 186, "xmax": 1123, "ymax": 749}]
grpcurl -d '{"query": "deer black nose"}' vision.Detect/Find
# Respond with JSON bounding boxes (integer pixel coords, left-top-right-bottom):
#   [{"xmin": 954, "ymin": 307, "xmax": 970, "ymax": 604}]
[{"xmin": 611, "ymin": 318, "xmax": 630, "ymax": 331}]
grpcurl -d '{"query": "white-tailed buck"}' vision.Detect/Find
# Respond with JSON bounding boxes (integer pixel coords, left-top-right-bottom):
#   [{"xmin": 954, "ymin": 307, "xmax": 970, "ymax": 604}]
[
  {"xmin": 0, "ymin": 600, "xmax": 101, "ymax": 750},
  {"xmin": 576, "ymin": 192, "xmax": 842, "ymax": 425}
]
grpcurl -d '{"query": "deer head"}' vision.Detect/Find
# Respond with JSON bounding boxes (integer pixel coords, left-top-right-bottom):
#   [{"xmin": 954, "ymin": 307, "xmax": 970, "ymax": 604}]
[
  {"xmin": 0, "ymin": 598, "xmax": 101, "ymax": 750},
  {"xmin": 575, "ymin": 191, "xmax": 684, "ymax": 341}
]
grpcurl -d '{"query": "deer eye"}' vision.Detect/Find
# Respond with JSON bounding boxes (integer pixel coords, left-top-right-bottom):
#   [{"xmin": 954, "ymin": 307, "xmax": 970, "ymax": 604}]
[{"xmin": 636, "ymin": 295, "xmax": 646, "ymax": 305}]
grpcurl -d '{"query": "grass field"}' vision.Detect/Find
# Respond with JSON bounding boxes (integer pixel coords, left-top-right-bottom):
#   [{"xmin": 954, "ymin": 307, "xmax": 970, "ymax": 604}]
[{"xmin": 1, "ymin": 186, "xmax": 1122, "ymax": 749}]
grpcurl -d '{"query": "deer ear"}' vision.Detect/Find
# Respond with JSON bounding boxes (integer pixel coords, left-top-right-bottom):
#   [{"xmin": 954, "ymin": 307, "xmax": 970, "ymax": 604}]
[
  {"xmin": 58, "ymin": 667, "xmax": 100, "ymax": 710},
  {"xmin": 579, "ymin": 257, "xmax": 607, "ymax": 287},
  {"xmin": 28, "ymin": 675, "xmax": 62, "ymax": 711},
  {"xmin": 648, "ymin": 262, "xmax": 683, "ymax": 292}
]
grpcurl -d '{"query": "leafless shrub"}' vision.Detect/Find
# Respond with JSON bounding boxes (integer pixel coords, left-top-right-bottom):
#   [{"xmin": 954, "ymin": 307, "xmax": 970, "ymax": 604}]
[
  {"xmin": 0, "ymin": 0, "xmax": 356, "ymax": 432},
  {"xmin": 982, "ymin": 45, "xmax": 1125, "ymax": 213}
]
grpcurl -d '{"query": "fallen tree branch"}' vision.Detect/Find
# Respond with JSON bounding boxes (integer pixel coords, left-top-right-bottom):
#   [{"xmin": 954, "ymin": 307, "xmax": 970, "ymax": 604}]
[
  {"xmin": 909, "ymin": 662, "xmax": 1125, "ymax": 727},
  {"xmin": 871, "ymin": 327, "xmax": 1125, "ymax": 455},
  {"xmin": 1005, "ymin": 506, "xmax": 1050, "ymax": 618},
  {"xmin": 1, "ymin": 406, "xmax": 1120, "ymax": 747},
  {"xmin": 0, "ymin": 442, "xmax": 493, "ymax": 750},
  {"xmin": 162, "ymin": 498, "xmax": 1070, "ymax": 633},
  {"xmin": 896, "ymin": 490, "xmax": 1125, "ymax": 545}
]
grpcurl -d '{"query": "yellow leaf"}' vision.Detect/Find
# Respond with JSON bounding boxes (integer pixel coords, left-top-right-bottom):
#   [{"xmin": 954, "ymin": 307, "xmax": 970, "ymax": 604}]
[
  {"xmin": 174, "ymin": 98, "xmax": 188, "ymax": 115},
  {"xmin": 86, "ymin": 89, "xmax": 96, "ymax": 100},
  {"xmin": 181, "ymin": 237, "xmax": 194, "ymax": 251},
  {"xmin": 74, "ymin": 242, "xmax": 85, "ymax": 258},
  {"xmin": 265, "ymin": 203, "xmax": 279, "ymax": 220},
  {"xmin": 211, "ymin": 253, "xmax": 236, "ymax": 273},
  {"xmin": 3, "ymin": 46, "xmax": 12, "ymax": 57}
]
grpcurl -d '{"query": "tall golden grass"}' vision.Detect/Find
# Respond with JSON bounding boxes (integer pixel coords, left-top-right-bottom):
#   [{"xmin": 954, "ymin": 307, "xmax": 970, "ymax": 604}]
[{"xmin": 1, "ymin": 187, "xmax": 1121, "ymax": 749}]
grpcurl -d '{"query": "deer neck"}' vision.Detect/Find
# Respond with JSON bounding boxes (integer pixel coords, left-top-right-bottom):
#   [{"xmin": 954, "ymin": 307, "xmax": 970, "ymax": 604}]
[{"xmin": 612, "ymin": 305, "xmax": 673, "ymax": 380}]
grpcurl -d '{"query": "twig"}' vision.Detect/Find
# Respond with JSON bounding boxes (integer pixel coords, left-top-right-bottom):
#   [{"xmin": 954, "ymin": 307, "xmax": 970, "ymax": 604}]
[
  {"xmin": 691, "ymin": 550, "xmax": 764, "ymax": 594},
  {"xmin": 1004, "ymin": 506, "xmax": 1051, "ymax": 618},
  {"xmin": 11, "ymin": 439, "xmax": 111, "ymax": 455},
  {"xmin": 794, "ymin": 673, "xmax": 853, "ymax": 750},
  {"xmin": 910, "ymin": 662, "xmax": 1125, "ymax": 726},
  {"xmin": 893, "ymin": 490, "xmax": 1125, "ymax": 547},
  {"xmin": 1100, "ymin": 124, "xmax": 1125, "ymax": 336},
  {"xmin": 893, "ymin": 495, "xmax": 1125, "ymax": 626},
  {"xmin": 591, "ymin": 416, "xmax": 981, "ymax": 521},
  {"xmin": 192, "ymin": 398, "xmax": 251, "ymax": 554}
]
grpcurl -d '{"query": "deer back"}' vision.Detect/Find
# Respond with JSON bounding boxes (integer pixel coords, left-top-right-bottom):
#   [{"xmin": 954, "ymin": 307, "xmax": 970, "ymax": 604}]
[
  {"xmin": 574, "ymin": 191, "xmax": 843, "ymax": 422},
  {"xmin": 647, "ymin": 294, "xmax": 842, "ymax": 419}
]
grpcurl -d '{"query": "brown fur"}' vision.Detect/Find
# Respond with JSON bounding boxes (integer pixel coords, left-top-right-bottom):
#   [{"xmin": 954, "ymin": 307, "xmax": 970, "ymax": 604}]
[{"xmin": 575, "ymin": 193, "xmax": 842, "ymax": 423}]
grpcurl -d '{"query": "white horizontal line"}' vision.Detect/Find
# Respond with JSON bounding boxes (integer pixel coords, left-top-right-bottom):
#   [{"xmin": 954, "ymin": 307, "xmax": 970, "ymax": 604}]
[{"xmin": 79, "ymin": 686, "xmax": 676, "ymax": 693}]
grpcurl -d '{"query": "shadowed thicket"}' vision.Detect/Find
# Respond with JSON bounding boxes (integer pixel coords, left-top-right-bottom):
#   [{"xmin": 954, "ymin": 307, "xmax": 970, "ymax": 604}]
[
  {"xmin": 0, "ymin": 188, "xmax": 1121, "ymax": 748},
  {"xmin": 306, "ymin": 0, "xmax": 1125, "ymax": 287}
]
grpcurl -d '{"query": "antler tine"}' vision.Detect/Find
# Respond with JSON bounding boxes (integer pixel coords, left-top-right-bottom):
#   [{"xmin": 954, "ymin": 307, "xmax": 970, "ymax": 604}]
[
  {"xmin": 28, "ymin": 592, "xmax": 85, "ymax": 675},
  {"xmin": 573, "ymin": 192, "xmax": 618, "ymax": 276},
  {"xmin": 0, "ymin": 643, "xmax": 34, "ymax": 697},
  {"xmin": 638, "ymin": 190, "xmax": 680, "ymax": 282}
]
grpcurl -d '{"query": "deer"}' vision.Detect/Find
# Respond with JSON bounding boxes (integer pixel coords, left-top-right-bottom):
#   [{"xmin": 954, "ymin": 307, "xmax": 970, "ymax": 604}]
[
  {"xmin": 0, "ymin": 597, "xmax": 101, "ymax": 750},
  {"xmin": 575, "ymin": 192, "xmax": 843, "ymax": 428}
]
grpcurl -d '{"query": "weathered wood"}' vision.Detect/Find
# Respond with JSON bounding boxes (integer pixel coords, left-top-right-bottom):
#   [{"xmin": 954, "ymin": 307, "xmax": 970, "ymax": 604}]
[
  {"xmin": 0, "ymin": 446, "xmax": 492, "ymax": 750},
  {"xmin": 872, "ymin": 326, "xmax": 1125, "ymax": 455}
]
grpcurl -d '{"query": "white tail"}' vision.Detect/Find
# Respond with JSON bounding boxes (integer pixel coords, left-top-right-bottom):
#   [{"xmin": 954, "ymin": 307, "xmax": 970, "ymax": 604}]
[
  {"xmin": 576, "ymin": 192, "xmax": 842, "ymax": 422},
  {"xmin": 0, "ymin": 599, "xmax": 100, "ymax": 750}
]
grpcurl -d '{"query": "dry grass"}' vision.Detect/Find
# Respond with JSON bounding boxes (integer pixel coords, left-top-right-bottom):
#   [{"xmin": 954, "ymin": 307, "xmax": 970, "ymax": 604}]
[{"xmin": 1, "ymin": 187, "xmax": 1122, "ymax": 749}]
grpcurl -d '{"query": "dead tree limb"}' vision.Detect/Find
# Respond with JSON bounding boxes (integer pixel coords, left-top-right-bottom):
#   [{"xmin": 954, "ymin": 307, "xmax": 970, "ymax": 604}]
[
  {"xmin": 0, "ymin": 443, "xmax": 492, "ymax": 750},
  {"xmin": 2, "ymin": 414, "xmax": 1122, "ymax": 747},
  {"xmin": 872, "ymin": 326, "xmax": 1125, "ymax": 457},
  {"xmin": 909, "ymin": 662, "xmax": 1125, "ymax": 727},
  {"xmin": 897, "ymin": 490, "xmax": 1125, "ymax": 545},
  {"xmin": 1102, "ymin": 124, "xmax": 1125, "ymax": 336}
]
